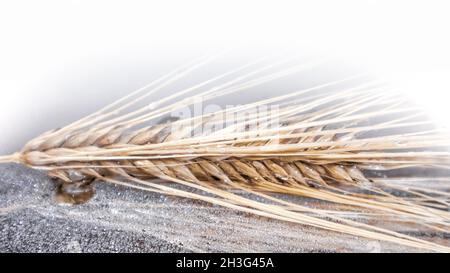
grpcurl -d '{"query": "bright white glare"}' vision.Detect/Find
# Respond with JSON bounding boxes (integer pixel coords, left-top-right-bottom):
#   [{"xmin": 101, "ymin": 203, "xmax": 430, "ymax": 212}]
[{"xmin": 393, "ymin": 71, "xmax": 450, "ymax": 130}]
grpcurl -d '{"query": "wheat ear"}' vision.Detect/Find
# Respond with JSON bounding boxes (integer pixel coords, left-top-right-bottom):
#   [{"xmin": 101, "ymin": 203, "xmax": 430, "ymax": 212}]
[{"xmin": 1, "ymin": 57, "xmax": 450, "ymax": 252}]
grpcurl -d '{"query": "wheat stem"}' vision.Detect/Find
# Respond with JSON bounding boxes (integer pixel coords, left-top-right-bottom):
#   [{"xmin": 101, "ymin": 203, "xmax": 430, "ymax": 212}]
[{"xmin": 0, "ymin": 153, "xmax": 20, "ymax": 164}]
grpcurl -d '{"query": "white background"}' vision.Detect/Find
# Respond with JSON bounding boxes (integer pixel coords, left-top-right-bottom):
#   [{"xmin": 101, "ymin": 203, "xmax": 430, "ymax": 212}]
[{"xmin": 0, "ymin": 0, "xmax": 449, "ymax": 154}]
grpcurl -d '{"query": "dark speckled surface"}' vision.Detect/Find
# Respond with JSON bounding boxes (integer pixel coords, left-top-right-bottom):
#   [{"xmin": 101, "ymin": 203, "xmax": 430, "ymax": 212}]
[{"xmin": 0, "ymin": 163, "xmax": 442, "ymax": 253}]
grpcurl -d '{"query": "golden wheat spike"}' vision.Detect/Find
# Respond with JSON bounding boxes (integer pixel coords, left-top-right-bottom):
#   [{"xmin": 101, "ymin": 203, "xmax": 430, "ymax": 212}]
[{"xmin": 1, "ymin": 57, "xmax": 450, "ymax": 252}]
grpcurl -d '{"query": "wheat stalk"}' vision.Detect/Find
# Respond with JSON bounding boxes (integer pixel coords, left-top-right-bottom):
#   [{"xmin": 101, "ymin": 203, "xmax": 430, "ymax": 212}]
[{"xmin": 1, "ymin": 55, "xmax": 450, "ymax": 252}]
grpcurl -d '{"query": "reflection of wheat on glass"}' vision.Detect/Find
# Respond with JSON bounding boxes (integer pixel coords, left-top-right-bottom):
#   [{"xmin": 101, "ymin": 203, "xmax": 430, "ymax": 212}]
[{"xmin": 1, "ymin": 55, "xmax": 449, "ymax": 252}]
